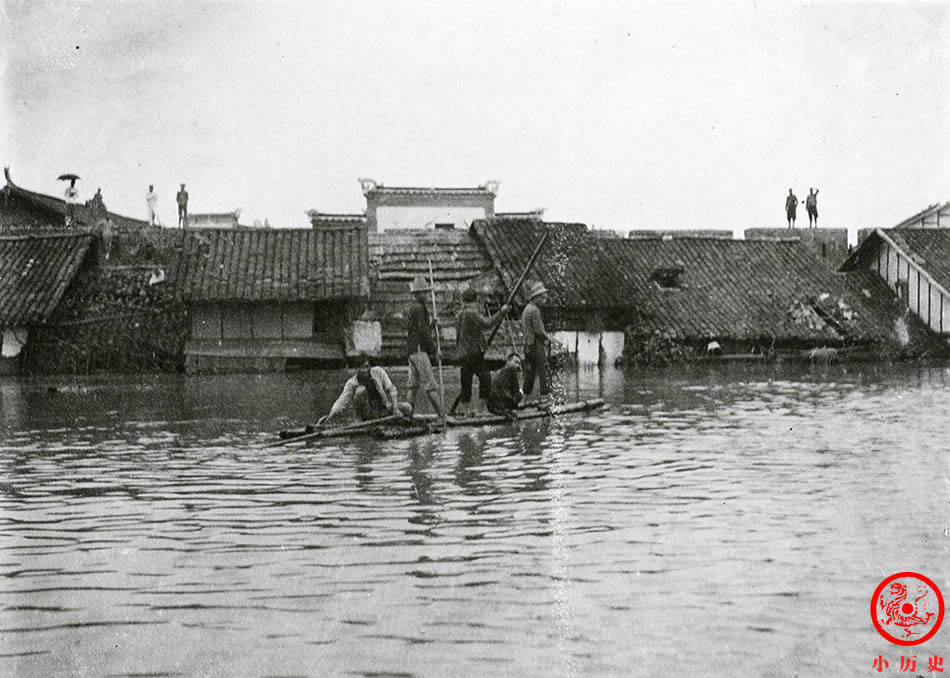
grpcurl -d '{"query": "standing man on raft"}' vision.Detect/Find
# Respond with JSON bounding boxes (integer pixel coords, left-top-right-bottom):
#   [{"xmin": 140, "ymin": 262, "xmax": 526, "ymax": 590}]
[
  {"xmin": 521, "ymin": 281, "xmax": 554, "ymax": 407},
  {"xmin": 455, "ymin": 287, "xmax": 510, "ymax": 416},
  {"xmin": 406, "ymin": 275, "xmax": 445, "ymax": 417}
]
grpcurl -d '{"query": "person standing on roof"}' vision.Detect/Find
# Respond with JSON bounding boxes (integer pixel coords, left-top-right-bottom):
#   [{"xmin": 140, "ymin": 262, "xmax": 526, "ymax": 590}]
[
  {"xmin": 806, "ymin": 188, "xmax": 819, "ymax": 228},
  {"xmin": 406, "ymin": 275, "xmax": 444, "ymax": 417},
  {"xmin": 63, "ymin": 179, "xmax": 79, "ymax": 228},
  {"xmin": 455, "ymin": 287, "xmax": 510, "ymax": 416},
  {"xmin": 521, "ymin": 281, "xmax": 553, "ymax": 407},
  {"xmin": 176, "ymin": 183, "xmax": 189, "ymax": 228},
  {"xmin": 146, "ymin": 185, "xmax": 158, "ymax": 226},
  {"xmin": 785, "ymin": 188, "xmax": 798, "ymax": 229}
]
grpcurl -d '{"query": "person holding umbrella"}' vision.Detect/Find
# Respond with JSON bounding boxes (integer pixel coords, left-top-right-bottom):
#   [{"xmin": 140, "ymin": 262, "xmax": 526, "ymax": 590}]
[{"xmin": 57, "ymin": 174, "xmax": 80, "ymax": 227}]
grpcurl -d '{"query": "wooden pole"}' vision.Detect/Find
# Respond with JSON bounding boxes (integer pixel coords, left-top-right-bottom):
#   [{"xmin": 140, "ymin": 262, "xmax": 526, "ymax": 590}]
[
  {"xmin": 447, "ymin": 231, "xmax": 550, "ymax": 416},
  {"xmin": 265, "ymin": 414, "xmax": 403, "ymax": 448},
  {"xmin": 484, "ymin": 230, "xmax": 550, "ymax": 348},
  {"xmin": 427, "ymin": 258, "xmax": 446, "ymax": 427}
]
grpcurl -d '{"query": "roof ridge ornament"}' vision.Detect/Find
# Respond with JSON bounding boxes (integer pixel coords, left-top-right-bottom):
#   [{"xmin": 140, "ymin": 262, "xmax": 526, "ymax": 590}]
[{"xmin": 359, "ymin": 178, "xmax": 378, "ymax": 195}]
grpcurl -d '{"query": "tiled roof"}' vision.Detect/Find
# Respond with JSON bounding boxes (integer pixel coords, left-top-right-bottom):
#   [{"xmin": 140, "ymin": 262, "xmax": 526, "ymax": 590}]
[
  {"xmin": 1, "ymin": 168, "xmax": 148, "ymax": 231},
  {"xmin": 0, "ymin": 233, "xmax": 94, "ymax": 327},
  {"xmin": 837, "ymin": 268, "xmax": 942, "ymax": 355},
  {"xmin": 470, "ymin": 218, "xmax": 635, "ymax": 309},
  {"xmin": 597, "ymin": 237, "xmax": 917, "ymax": 343},
  {"xmin": 892, "ymin": 202, "xmax": 950, "ymax": 229},
  {"xmin": 365, "ymin": 186, "xmax": 495, "ymax": 196},
  {"xmin": 360, "ymin": 179, "xmax": 499, "ymax": 197},
  {"xmin": 171, "ymin": 227, "xmax": 369, "ymax": 302},
  {"xmin": 882, "ymin": 229, "xmax": 950, "ymax": 293},
  {"xmin": 473, "ymin": 218, "xmax": 928, "ymax": 345},
  {"xmin": 495, "ymin": 210, "xmax": 544, "ymax": 220},
  {"xmin": 307, "ymin": 211, "xmax": 366, "ymax": 222},
  {"xmin": 841, "ymin": 228, "xmax": 950, "ymax": 296},
  {"xmin": 368, "ymin": 229, "xmax": 502, "ymax": 356}
]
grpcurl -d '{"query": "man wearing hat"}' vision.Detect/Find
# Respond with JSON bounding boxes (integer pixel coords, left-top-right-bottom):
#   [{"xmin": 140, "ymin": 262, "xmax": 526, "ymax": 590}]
[
  {"xmin": 455, "ymin": 287, "xmax": 510, "ymax": 416},
  {"xmin": 521, "ymin": 280, "xmax": 553, "ymax": 406},
  {"xmin": 406, "ymin": 275, "xmax": 444, "ymax": 416}
]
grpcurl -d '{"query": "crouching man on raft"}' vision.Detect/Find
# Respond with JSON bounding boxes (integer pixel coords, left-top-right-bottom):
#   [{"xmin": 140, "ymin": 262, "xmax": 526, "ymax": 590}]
[{"xmin": 319, "ymin": 353, "xmax": 413, "ymax": 425}]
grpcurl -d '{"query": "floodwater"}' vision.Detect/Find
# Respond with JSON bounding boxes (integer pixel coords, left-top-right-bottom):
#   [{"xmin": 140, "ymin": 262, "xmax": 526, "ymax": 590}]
[{"xmin": 0, "ymin": 363, "xmax": 947, "ymax": 677}]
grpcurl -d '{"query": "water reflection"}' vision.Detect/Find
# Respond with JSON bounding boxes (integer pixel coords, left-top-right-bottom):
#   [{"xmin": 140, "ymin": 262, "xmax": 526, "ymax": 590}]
[{"xmin": 0, "ymin": 365, "xmax": 947, "ymax": 677}]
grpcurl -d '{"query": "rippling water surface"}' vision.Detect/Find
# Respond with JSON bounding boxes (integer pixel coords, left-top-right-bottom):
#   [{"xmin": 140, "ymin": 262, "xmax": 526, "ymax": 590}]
[{"xmin": 0, "ymin": 364, "xmax": 947, "ymax": 677}]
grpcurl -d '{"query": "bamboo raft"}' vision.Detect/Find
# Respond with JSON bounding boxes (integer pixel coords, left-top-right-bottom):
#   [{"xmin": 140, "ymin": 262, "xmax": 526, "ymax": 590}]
[{"xmin": 269, "ymin": 398, "xmax": 607, "ymax": 447}]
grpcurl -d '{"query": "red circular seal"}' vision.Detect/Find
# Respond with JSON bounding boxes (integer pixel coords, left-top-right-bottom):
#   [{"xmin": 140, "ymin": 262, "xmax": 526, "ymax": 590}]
[{"xmin": 871, "ymin": 572, "xmax": 944, "ymax": 646}]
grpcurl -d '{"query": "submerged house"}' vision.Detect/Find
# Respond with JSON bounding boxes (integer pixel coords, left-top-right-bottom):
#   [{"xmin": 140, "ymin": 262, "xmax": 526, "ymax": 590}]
[
  {"xmin": 171, "ymin": 227, "xmax": 369, "ymax": 373},
  {"xmin": 310, "ymin": 180, "xmax": 538, "ymax": 363},
  {"xmin": 470, "ymin": 220, "xmax": 942, "ymax": 363},
  {"xmin": 366, "ymin": 228, "xmax": 506, "ymax": 362},
  {"xmin": 840, "ymin": 228, "xmax": 950, "ymax": 346},
  {"xmin": 598, "ymin": 236, "xmax": 941, "ymax": 359},
  {"xmin": 470, "ymin": 218, "xmax": 640, "ymax": 365},
  {"xmin": 0, "ymin": 234, "xmax": 96, "ymax": 374}
]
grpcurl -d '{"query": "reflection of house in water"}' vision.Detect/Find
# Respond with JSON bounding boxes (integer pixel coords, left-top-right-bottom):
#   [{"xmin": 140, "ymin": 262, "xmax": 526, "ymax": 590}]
[
  {"xmin": 841, "ymin": 228, "xmax": 950, "ymax": 346},
  {"xmin": 171, "ymin": 227, "xmax": 369, "ymax": 373},
  {"xmin": 0, "ymin": 234, "xmax": 96, "ymax": 374}
]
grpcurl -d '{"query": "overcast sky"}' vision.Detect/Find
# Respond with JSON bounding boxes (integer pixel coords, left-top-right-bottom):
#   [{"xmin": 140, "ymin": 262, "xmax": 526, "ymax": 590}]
[{"xmin": 1, "ymin": 1, "xmax": 948, "ymax": 237}]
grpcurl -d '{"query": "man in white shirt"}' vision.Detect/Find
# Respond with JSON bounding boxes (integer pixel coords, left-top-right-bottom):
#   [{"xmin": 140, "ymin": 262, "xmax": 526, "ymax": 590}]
[{"xmin": 146, "ymin": 185, "xmax": 158, "ymax": 226}]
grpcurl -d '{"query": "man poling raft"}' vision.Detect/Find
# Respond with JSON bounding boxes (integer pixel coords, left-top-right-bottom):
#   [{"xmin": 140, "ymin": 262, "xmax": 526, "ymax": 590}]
[
  {"xmin": 454, "ymin": 287, "xmax": 510, "ymax": 417},
  {"xmin": 406, "ymin": 275, "xmax": 445, "ymax": 418},
  {"xmin": 520, "ymin": 280, "xmax": 553, "ymax": 408}
]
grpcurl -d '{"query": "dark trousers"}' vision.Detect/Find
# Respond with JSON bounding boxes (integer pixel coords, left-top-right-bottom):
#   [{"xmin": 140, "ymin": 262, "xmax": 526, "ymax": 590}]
[
  {"xmin": 459, "ymin": 353, "xmax": 490, "ymax": 403},
  {"xmin": 354, "ymin": 386, "xmax": 387, "ymax": 421},
  {"xmin": 488, "ymin": 393, "xmax": 520, "ymax": 415},
  {"xmin": 523, "ymin": 338, "xmax": 549, "ymax": 397}
]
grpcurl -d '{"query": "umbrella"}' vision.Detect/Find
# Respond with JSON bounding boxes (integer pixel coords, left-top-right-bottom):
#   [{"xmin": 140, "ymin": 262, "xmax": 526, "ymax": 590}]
[{"xmin": 57, "ymin": 173, "xmax": 80, "ymax": 181}]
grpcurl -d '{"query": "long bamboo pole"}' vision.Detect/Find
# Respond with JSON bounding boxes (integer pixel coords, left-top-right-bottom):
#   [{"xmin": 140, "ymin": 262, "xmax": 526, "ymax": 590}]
[
  {"xmin": 427, "ymin": 258, "xmax": 446, "ymax": 428},
  {"xmin": 448, "ymin": 231, "xmax": 550, "ymax": 415},
  {"xmin": 265, "ymin": 414, "xmax": 403, "ymax": 448},
  {"xmin": 484, "ymin": 230, "xmax": 550, "ymax": 347}
]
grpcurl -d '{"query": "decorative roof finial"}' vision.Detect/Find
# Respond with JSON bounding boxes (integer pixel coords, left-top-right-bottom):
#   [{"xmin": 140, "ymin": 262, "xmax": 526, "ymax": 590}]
[{"xmin": 359, "ymin": 178, "xmax": 378, "ymax": 195}]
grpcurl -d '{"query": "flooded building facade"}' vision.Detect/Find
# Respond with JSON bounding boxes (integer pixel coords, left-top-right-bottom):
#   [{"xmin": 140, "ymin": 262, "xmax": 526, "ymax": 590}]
[
  {"xmin": 841, "ymin": 228, "xmax": 950, "ymax": 345},
  {"xmin": 0, "ymin": 234, "xmax": 96, "ymax": 374},
  {"xmin": 172, "ymin": 228, "xmax": 370, "ymax": 373}
]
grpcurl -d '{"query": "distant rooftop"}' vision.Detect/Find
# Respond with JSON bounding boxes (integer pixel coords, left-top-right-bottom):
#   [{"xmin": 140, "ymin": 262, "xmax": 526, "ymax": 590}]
[{"xmin": 359, "ymin": 178, "xmax": 500, "ymax": 197}]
